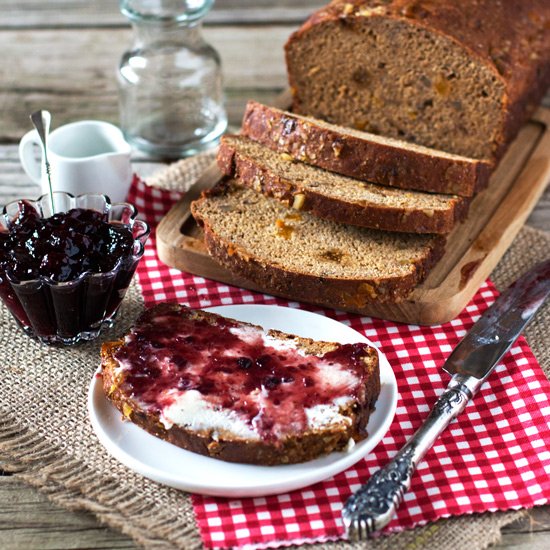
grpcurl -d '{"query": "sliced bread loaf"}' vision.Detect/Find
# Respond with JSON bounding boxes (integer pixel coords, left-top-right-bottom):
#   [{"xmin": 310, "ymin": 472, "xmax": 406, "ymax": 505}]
[
  {"xmin": 241, "ymin": 101, "xmax": 492, "ymax": 196},
  {"xmin": 285, "ymin": 0, "xmax": 550, "ymax": 160},
  {"xmin": 219, "ymin": 134, "xmax": 469, "ymax": 234},
  {"xmin": 102, "ymin": 303, "xmax": 380, "ymax": 465},
  {"xmin": 190, "ymin": 181, "xmax": 445, "ymax": 305}
]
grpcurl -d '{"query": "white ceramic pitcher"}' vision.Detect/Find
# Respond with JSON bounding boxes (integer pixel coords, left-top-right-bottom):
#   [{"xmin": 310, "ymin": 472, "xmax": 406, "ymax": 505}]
[{"xmin": 19, "ymin": 120, "xmax": 133, "ymax": 203}]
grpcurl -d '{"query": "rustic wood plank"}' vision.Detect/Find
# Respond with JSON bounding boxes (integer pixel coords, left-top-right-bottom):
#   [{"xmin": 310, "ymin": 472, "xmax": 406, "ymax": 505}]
[
  {"xmin": 1, "ymin": 0, "xmax": 324, "ymax": 27},
  {"xmin": 0, "ymin": 477, "xmax": 547, "ymax": 550},
  {"xmin": 0, "ymin": 476, "xmax": 136, "ymax": 549},
  {"xmin": 0, "ymin": 27, "xmax": 290, "ymax": 142},
  {"xmin": 496, "ymin": 507, "xmax": 550, "ymax": 550},
  {"xmin": 496, "ymin": 533, "xmax": 550, "ymax": 549},
  {"xmin": 500, "ymin": 507, "xmax": 550, "ymax": 534}
]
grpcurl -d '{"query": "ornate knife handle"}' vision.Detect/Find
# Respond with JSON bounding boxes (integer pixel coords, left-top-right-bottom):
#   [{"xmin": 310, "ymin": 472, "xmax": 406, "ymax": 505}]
[{"xmin": 342, "ymin": 375, "xmax": 480, "ymax": 540}]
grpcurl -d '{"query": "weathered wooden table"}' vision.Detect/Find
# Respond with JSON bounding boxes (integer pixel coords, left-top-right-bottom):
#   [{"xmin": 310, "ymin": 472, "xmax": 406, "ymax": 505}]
[{"xmin": 0, "ymin": 1, "xmax": 549, "ymax": 548}]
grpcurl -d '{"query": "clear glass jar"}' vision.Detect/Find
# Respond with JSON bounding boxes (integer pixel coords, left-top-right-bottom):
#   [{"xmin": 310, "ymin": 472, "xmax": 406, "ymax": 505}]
[{"xmin": 118, "ymin": 0, "xmax": 227, "ymax": 158}]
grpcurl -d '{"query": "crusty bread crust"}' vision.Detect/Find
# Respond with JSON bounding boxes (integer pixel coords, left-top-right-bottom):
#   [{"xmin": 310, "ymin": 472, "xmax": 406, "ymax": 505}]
[
  {"xmin": 101, "ymin": 306, "xmax": 380, "ymax": 466},
  {"xmin": 241, "ymin": 101, "xmax": 492, "ymax": 197},
  {"xmin": 218, "ymin": 135, "xmax": 470, "ymax": 234}
]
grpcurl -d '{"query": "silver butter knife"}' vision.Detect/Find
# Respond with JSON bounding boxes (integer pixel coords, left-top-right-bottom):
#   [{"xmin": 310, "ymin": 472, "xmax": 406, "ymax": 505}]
[{"xmin": 342, "ymin": 259, "xmax": 550, "ymax": 540}]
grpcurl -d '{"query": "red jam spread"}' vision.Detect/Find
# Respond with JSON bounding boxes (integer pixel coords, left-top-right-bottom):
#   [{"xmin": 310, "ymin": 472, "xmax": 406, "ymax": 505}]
[
  {"xmin": 114, "ymin": 304, "xmax": 370, "ymax": 441},
  {"xmin": 0, "ymin": 202, "xmax": 133, "ymax": 283}
]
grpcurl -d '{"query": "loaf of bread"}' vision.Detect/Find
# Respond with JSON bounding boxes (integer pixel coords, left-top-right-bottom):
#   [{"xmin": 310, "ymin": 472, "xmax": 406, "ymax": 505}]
[
  {"xmin": 285, "ymin": 0, "xmax": 550, "ymax": 159},
  {"xmin": 101, "ymin": 303, "xmax": 380, "ymax": 465},
  {"xmin": 218, "ymin": 135, "xmax": 469, "ymax": 234},
  {"xmin": 241, "ymin": 100, "xmax": 492, "ymax": 196},
  {"xmin": 191, "ymin": 180, "xmax": 445, "ymax": 305}
]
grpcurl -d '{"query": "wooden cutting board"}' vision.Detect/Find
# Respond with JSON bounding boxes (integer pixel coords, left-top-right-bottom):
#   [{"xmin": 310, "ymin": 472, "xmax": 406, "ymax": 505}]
[{"xmin": 156, "ymin": 107, "xmax": 550, "ymax": 325}]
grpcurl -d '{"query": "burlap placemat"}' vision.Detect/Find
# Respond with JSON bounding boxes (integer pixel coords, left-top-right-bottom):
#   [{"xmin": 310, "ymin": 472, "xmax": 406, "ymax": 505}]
[{"xmin": 0, "ymin": 156, "xmax": 548, "ymax": 550}]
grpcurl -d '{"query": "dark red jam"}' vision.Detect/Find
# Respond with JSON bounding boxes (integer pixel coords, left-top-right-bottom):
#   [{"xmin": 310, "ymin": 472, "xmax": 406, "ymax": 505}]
[
  {"xmin": 0, "ymin": 201, "xmax": 142, "ymax": 343},
  {"xmin": 0, "ymin": 202, "xmax": 133, "ymax": 283},
  {"xmin": 114, "ymin": 304, "xmax": 370, "ymax": 441}
]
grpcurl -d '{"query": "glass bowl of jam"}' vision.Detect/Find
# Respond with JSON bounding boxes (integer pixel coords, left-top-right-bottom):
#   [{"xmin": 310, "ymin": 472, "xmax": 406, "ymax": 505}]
[{"xmin": 0, "ymin": 192, "xmax": 150, "ymax": 345}]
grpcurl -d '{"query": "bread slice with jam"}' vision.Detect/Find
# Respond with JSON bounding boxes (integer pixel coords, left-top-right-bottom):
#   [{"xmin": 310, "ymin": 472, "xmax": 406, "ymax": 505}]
[{"xmin": 101, "ymin": 303, "xmax": 380, "ymax": 465}]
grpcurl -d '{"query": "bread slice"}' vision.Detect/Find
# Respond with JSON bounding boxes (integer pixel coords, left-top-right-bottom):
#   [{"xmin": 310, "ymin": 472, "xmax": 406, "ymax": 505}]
[
  {"xmin": 241, "ymin": 101, "xmax": 493, "ymax": 197},
  {"xmin": 101, "ymin": 303, "xmax": 380, "ymax": 466},
  {"xmin": 190, "ymin": 181, "xmax": 445, "ymax": 305},
  {"xmin": 285, "ymin": 1, "xmax": 550, "ymax": 160},
  {"xmin": 219, "ymin": 134, "xmax": 469, "ymax": 234}
]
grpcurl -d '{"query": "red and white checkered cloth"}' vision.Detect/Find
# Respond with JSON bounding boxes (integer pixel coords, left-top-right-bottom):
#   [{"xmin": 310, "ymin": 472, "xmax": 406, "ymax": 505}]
[{"xmin": 128, "ymin": 177, "xmax": 550, "ymax": 549}]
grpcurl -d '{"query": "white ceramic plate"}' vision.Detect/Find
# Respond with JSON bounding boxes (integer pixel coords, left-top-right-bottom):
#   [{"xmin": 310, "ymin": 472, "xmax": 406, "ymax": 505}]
[{"xmin": 88, "ymin": 304, "xmax": 398, "ymax": 497}]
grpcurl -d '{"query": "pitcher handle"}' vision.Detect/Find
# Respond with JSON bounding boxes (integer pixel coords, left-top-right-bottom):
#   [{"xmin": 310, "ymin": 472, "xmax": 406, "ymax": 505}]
[{"xmin": 19, "ymin": 130, "xmax": 43, "ymax": 184}]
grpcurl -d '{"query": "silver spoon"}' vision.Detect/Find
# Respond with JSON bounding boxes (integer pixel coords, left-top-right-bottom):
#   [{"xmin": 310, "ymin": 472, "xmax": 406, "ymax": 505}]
[{"xmin": 30, "ymin": 110, "xmax": 55, "ymax": 212}]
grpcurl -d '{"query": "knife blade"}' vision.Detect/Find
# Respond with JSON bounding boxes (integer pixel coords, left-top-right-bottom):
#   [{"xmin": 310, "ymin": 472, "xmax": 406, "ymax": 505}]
[
  {"xmin": 342, "ymin": 259, "xmax": 550, "ymax": 541},
  {"xmin": 444, "ymin": 258, "xmax": 550, "ymax": 379}
]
